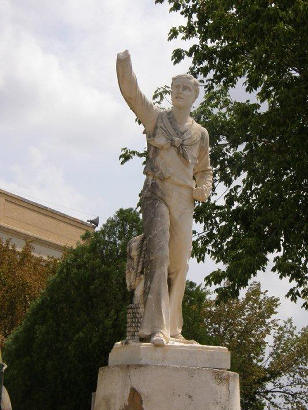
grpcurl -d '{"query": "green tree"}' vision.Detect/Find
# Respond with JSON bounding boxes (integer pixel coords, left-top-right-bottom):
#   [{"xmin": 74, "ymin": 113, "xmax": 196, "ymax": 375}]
[
  {"xmin": 183, "ymin": 281, "xmax": 308, "ymax": 409},
  {"xmin": 154, "ymin": 0, "xmax": 308, "ymax": 307},
  {"xmin": 4, "ymin": 209, "xmax": 307, "ymax": 409},
  {"xmin": 0, "ymin": 239, "xmax": 58, "ymax": 344},
  {"xmin": 3, "ymin": 208, "xmax": 142, "ymax": 410}
]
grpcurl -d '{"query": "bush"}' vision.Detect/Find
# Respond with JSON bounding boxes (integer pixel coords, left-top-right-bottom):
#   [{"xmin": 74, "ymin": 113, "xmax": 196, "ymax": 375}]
[{"xmin": 3, "ymin": 208, "xmax": 142, "ymax": 410}]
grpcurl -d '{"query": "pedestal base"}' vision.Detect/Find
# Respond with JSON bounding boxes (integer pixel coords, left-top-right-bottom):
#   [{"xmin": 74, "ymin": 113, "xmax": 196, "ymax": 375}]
[
  {"xmin": 109, "ymin": 342, "xmax": 230, "ymax": 369},
  {"xmin": 94, "ymin": 364, "xmax": 240, "ymax": 410}
]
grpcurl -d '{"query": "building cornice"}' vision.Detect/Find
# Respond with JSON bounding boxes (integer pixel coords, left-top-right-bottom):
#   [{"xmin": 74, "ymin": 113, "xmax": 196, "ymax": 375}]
[{"xmin": 0, "ymin": 188, "xmax": 93, "ymax": 230}]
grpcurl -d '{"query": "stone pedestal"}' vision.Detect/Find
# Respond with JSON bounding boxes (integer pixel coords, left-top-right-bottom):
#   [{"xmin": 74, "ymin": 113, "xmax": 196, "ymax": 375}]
[
  {"xmin": 109, "ymin": 342, "xmax": 230, "ymax": 369},
  {"xmin": 94, "ymin": 343, "xmax": 240, "ymax": 410}
]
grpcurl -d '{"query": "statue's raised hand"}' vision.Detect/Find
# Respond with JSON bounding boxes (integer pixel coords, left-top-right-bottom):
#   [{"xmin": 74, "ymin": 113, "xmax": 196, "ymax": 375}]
[
  {"xmin": 116, "ymin": 49, "xmax": 158, "ymax": 134},
  {"xmin": 117, "ymin": 50, "xmax": 130, "ymax": 60}
]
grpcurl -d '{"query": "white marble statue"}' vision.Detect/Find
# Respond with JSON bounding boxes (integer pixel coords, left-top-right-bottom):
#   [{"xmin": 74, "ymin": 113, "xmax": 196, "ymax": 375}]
[
  {"xmin": 0, "ymin": 361, "xmax": 12, "ymax": 410},
  {"xmin": 1, "ymin": 385, "xmax": 12, "ymax": 410},
  {"xmin": 117, "ymin": 50, "xmax": 213, "ymax": 346}
]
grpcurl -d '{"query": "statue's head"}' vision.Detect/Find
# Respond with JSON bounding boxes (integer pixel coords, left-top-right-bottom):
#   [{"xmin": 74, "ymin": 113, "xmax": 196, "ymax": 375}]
[{"xmin": 171, "ymin": 74, "xmax": 199, "ymax": 109}]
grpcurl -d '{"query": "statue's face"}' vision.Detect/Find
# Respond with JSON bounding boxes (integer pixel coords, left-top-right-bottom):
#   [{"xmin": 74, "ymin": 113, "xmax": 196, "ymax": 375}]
[{"xmin": 171, "ymin": 78, "xmax": 196, "ymax": 109}]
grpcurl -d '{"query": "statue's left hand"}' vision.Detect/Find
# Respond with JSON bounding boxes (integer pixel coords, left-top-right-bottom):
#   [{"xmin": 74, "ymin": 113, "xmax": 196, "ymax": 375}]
[{"xmin": 193, "ymin": 186, "xmax": 210, "ymax": 202}]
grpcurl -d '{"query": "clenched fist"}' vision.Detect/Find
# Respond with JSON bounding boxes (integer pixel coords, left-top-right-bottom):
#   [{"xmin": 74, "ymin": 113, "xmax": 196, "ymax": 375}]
[
  {"xmin": 193, "ymin": 185, "xmax": 210, "ymax": 202},
  {"xmin": 117, "ymin": 49, "xmax": 130, "ymax": 60}
]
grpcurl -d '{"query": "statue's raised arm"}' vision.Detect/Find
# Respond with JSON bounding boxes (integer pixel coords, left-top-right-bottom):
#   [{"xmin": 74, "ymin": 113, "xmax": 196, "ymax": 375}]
[{"xmin": 116, "ymin": 50, "xmax": 159, "ymax": 134}]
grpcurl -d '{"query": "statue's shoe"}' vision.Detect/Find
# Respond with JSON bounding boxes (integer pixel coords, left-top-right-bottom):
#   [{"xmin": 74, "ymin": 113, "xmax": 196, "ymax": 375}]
[
  {"xmin": 170, "ymin": 333, "xmax": 199, "ymax": 344},
  {"xmin": 151, "ymin": 332, "xmax": 168, "ymax": 346}
]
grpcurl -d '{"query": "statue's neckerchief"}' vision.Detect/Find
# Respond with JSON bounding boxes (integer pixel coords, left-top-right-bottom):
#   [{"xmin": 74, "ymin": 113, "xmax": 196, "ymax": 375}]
[{"xmin": 158, "ymin": 110, "xmax": 199, "ymax": 164}]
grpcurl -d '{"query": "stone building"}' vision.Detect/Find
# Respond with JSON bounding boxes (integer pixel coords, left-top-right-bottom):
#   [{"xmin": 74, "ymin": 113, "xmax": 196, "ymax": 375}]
[{"xmin": 0, "ymin": 188, "xmax": 94, "ymax": 258}]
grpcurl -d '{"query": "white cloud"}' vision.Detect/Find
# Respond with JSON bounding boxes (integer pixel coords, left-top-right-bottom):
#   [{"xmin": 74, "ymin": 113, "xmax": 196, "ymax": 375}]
[
  {"xmin": 0, "ymin": 1, "xmax": 191, "ymax": 159},
  {"xmin": 0, "ymin": 146, "xmax": 95, "ymax": 221},
  {"xmin": 0, "ymin": 23, "xmax": 121, "ymax": 152},
  {"xmin": 0, "ymin": 0, "xmax": 191, "ymax": 221}
]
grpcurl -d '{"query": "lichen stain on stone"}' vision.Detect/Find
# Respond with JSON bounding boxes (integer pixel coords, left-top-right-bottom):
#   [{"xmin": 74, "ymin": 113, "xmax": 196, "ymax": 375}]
[
  {"xmin": 121, "ymin": 387, "xmax": 144, "ymax": 410},
  {"xmin": 213, "ymin": 370, "xmax": 230, "ymax": 385}
]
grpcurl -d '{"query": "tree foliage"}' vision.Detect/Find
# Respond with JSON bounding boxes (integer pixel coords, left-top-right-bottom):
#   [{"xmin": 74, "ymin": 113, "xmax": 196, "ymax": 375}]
[
  {"xmin": 3, "ymin": 208, "xmax": 143, "ymax": 410},
  {"xmin": 3, "ymin": 208, "xmax": 307, "ymax": 409},
  {"xmin": 183, "ymin": 281, "xmax": 308, "ymax": 409},
  {"xmin": 0, "ymin": 239, "xmax": 58, "ymax": 344},
  {"xmin": 154, "ymin": 0, "xmax": 308, "ymax": 306}
]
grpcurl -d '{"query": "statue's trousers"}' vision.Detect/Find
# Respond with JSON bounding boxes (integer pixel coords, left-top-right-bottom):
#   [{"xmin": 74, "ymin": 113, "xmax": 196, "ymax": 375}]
[{"xmin": 139, "ymin": 177, "xmax": 194, "ymax": 339}]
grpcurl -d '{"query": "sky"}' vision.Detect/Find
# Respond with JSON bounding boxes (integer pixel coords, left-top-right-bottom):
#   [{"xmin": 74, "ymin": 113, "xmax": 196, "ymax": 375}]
[{"xmin": 0, "ymin": 0, "xmax": 306, "ymax": 329}]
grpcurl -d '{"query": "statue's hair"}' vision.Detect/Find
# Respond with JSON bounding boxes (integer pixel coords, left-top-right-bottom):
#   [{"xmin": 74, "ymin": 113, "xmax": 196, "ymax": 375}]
[{"xmin": 171, "ymin": 74, "xmax": 200, "ymax": 100}]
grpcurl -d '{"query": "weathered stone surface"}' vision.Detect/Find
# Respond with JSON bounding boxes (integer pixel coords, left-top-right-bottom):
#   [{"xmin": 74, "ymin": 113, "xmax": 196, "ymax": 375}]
[
  {"xmin": 94, "ymin": 365, "xmax": 240, "ymax": 410},
  {"xmin": 1, "ymin": 386, "xmax": 12, "ymax": 410},
  {"xmin": 109, "ymin": 342, "xmax": 230, "ymax": 370},
  {"xmin": 117, "ymin": 50, "xmax": 213, "ymax": 342},
  {"xmin": 126, "ymin": 303, "xmax": 144, "ymax": 343},
  {"xmin": 106, "ymin": 49, "xmax": 241, "ymax": 410},
  {"xmin": 121, "ymin": 388, "xmax": 144, "ymax": 410}
]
